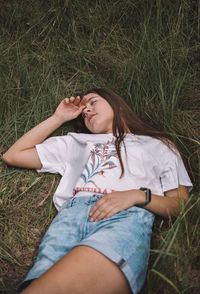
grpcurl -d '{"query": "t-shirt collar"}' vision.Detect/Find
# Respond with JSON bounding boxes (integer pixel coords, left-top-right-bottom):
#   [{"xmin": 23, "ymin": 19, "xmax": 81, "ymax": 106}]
[{"xmin": 67, "ymin": 132, "xmax": 139, "ymax": 144}]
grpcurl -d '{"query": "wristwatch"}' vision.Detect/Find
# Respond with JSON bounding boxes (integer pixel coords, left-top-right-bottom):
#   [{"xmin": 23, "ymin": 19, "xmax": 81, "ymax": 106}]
[{"xmin": 137, "ymin": 187, "xmax": 152, "ymax": 207}]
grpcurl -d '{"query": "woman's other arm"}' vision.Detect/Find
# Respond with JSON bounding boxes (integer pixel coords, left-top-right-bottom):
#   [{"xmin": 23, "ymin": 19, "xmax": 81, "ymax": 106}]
[
  {"xmin": 1, "ymin": 96, "xmax": 85, "ymax": 169},
  {"xmin": 88, "ymin": 186, "xmax": 190, "ymax": 222},
  {"xmin": 132, "ymin": 185, "xmax": 189, "ymax": 219}
]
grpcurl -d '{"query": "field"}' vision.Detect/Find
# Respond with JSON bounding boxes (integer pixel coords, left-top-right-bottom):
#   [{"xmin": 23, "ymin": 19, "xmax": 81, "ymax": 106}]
[{"xmin": 0, "ymin": 1, "xmax": 199, "ymax": 293}]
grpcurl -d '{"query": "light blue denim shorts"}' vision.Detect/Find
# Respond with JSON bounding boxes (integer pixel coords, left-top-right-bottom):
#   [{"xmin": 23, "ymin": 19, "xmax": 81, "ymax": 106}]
[{"xmin": 17, "ymin": 194, "xmax": 155, "ymax": 294}]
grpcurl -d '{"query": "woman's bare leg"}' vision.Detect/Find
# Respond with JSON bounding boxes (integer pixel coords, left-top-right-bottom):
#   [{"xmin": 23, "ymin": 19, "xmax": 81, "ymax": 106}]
[{"xmin": 21, "ymin": 245, "xmax": 132, "ymax": 294}]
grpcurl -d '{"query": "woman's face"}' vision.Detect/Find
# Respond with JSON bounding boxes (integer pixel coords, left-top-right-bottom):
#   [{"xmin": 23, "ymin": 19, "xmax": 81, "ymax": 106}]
[{"xmin": 81, "ymin": 93, "xmax": 114, "ymax": 134}]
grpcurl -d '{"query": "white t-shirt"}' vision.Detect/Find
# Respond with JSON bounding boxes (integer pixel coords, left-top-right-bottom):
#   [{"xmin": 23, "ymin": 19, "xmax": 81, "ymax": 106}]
[{"xmin": 35, "ymin": 132, "xmax": 193, "ymax": 211}]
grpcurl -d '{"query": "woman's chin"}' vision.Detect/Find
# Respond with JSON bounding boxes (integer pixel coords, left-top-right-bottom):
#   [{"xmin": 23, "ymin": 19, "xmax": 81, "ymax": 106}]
[
  {"xmin": 86, "ymin": 121, "xmax": 113, "ymax": 134},
  {"xmin": 90, "ymin": 129, "xmax": 108, "ymax": 134}
]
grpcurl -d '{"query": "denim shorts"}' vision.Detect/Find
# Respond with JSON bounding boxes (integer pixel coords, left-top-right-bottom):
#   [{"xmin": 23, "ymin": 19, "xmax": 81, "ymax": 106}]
[{"xmin": 17, "ymin": 194, "xmax": 155, "ymax": 294}]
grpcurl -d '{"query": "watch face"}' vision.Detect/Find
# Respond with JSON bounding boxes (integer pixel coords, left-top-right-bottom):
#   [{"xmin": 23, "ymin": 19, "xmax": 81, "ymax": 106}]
[{"xmin": 138, "ymin": 188, "xmax": 151, "ymax": 206}]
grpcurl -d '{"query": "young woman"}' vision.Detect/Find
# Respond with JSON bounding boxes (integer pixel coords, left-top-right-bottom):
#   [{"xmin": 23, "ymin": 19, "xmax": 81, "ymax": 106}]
[{"xmin": 2, "ymin": 88, "xmax": 193, "ymax": 294}]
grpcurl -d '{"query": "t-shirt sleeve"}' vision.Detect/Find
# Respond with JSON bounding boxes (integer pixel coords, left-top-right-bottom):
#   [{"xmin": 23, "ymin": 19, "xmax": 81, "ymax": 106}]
[
  {"xmin": 159, "ymin": 144, "xmax": 193, "ymax": 193},
  {"xmin": 35, "ymin": 135, "xmax": 71, "ymax": 175}
]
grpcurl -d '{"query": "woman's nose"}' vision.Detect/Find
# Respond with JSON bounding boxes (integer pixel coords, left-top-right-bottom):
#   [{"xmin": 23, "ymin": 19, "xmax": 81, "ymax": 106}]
[
  {"xmin": 82, "ymin": 105, "xmax": 92, "ymax": 118},
  {"xmin": 83, "ymin": 104, "xmax": 92, "ymax": 114}
]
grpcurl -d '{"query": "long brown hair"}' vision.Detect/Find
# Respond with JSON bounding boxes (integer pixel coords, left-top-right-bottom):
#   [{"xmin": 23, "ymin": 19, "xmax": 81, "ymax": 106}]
[{"xmin": 72, "ymin": 88, "xmax": 180, "ymax": 178}]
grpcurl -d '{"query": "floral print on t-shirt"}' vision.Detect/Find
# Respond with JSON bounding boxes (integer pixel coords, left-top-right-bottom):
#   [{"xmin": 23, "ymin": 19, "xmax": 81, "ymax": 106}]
[{"xmin": 73, "ymin": 138, "xmax": 118, "ymax": 196}]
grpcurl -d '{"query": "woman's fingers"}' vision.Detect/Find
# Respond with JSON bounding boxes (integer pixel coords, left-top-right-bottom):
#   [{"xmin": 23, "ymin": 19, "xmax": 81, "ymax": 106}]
[
  {"xmin": 62, "ymin": 96, "xmax": 85, "ymax": 117},
  {"xmin": 64, "ymin": 96, "xmax": 81, "ymax": 106},
  {"xmin": 80, "ymin": 96, "xmax": 89, "ymax": 106},
  {"xmin": 73, "ymin": 96, "xmax": 81, "ymax": 106},
  {"xmin": 63, "ymin": 98, "xmax": 69, "ymax": 103},
  {"xmin": 69, "ymin": 96, "xmax": 75, "ymax": 102},
  {"xmin": 90, "ymin": 207, "xmax": 115, "ymax": 221}
]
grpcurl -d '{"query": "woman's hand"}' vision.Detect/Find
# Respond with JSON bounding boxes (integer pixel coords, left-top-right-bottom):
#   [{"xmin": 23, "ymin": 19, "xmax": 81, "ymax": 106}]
[
  {"xmin": 89, "ymin": 190, "xmax": 138, "ymax": 221},
  {"xmin": 89, "ymin": 186, "xmax": 190, "ymax": 220},
  {"xmin": 53, "ymin": 96, "xmax": 86, "ymax": 123}
]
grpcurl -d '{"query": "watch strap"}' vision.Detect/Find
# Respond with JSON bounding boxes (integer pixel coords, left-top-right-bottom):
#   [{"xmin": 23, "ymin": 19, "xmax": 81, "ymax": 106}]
[{"xmin": 137, "ymin": 187, "xmax": 152, "ymax": 207}]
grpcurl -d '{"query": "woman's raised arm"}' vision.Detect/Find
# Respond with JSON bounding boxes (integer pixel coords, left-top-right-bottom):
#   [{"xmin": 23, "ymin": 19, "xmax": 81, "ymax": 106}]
[
  {"xmin": 1, "ymin": 96, "xmax": 85, "ymax": 169},
  {"xmin": 1, "ymin": 115, "xmax": 65, "ymax": 169}
]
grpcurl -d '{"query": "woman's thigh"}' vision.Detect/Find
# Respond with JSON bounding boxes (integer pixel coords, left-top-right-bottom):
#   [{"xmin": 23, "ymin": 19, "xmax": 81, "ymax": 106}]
[
  {"xmin": 18, "ymin": 195, "xmax": 154, "ymax": 294},
  {"xmin": 76, "ymin": 204, "xmax": 154, "ymax": 294},
  {"xmin": 21, "ymin": 245, "xmax": 132, "ymax": 294},
  {"xmin": 18, "ymin": 197, "xmax": 90, "ymax": 292}
]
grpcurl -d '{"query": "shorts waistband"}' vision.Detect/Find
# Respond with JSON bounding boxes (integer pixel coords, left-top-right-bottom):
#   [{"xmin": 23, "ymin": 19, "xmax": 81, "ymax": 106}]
[{"xmin": 65, "ymin": 194, "xmax": 104, "ymax": 208}]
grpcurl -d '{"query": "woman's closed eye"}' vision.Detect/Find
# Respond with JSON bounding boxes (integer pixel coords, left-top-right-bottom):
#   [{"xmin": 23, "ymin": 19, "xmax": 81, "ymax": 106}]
[{"xmin": 90, "ymin": 100, "xmax": 97, "ymax": 105}]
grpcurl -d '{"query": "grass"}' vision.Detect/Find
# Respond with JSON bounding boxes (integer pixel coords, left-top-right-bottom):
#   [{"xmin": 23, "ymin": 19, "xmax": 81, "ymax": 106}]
[{"xmin": 0, "ymin": 0, "xmax": 199, "ymax": 293}]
